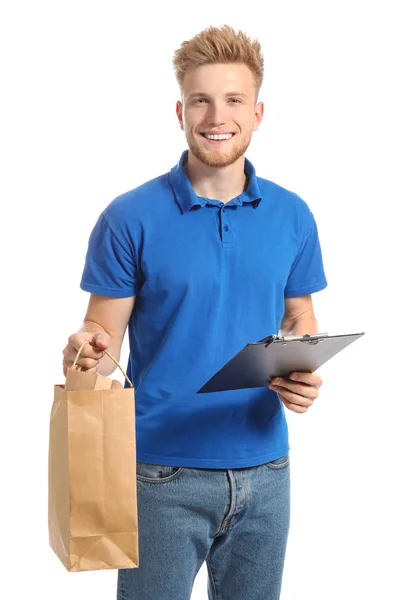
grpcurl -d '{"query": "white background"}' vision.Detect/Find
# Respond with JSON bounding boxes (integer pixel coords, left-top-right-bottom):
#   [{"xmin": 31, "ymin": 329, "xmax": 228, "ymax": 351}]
[{"xmin": 1, "ymin": 1, "xmax": 410, "ymax": 598}]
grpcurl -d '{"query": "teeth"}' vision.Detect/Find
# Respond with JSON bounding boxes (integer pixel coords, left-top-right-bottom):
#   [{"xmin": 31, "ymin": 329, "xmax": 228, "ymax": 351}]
[{"xmin": 204, "ymin": 133, "xmax": 233, "ymax": 140}]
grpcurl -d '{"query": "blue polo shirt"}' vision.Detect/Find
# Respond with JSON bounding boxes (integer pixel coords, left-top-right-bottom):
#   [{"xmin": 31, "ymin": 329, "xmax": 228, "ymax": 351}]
[{"xmin": 80, "ymin": 150, "xmax": 327, "ymax": 468}]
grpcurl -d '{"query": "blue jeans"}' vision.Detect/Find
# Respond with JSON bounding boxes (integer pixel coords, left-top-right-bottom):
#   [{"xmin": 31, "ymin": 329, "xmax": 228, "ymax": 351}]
[{"xmin": 117, "ymin": 455, "xmax": 290, "ymax": 600}]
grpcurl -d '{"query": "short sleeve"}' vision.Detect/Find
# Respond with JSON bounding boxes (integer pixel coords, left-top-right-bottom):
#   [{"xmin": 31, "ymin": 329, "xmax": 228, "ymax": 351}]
[
  {"xmin": 80, "ymin": 212, "xmax": 143, "ymax": 297},
  {"xmin": 284, "ymin": 213, "xmax": 327, "ymax": 297}
]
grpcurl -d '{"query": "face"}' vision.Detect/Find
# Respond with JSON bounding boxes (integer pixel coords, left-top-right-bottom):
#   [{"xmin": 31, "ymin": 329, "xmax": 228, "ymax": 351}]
[{"xmin": 176, "ymin": 63, "xmax": 264, "ymax": 168}]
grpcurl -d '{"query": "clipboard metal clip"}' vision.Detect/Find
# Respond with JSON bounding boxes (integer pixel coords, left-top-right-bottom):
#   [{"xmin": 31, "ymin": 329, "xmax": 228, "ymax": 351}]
[
  {"xmin": 260, "ymin": 333, "xmax": 329, "ymax": 347},
  {"xmin": 257, "ymin": 334, "xmax": 277, "ymax": 348}
]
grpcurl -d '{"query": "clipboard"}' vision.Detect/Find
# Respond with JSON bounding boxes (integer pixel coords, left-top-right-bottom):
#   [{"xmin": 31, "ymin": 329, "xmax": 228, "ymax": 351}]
[{"xmin": 197, "ymin": 332, "xmax": 365, "ymax": 393}]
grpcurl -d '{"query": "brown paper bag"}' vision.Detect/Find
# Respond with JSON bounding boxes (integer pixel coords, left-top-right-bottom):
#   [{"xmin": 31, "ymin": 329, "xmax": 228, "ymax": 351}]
[{"xmin": 48, "ymin": 345, "xmax": 139, "ymax": 572}]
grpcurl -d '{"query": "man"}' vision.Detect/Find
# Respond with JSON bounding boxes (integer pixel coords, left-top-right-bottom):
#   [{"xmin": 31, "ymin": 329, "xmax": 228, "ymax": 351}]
[{"xmin": 63, "ymin": 24, "xmax": 327, "ymax": 600}]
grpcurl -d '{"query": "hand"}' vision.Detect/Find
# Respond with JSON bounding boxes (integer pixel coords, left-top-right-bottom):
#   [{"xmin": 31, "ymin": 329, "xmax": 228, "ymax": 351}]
[
  {"xmin": 268, "ymin": 371, "xmax": 322, "ymax": 413},
  {"xmin": 62, "ymin": 332, "xmax": 111, "ymax": 376}
]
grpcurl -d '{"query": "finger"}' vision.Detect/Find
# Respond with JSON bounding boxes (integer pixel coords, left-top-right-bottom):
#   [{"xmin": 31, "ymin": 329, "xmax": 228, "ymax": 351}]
[
  {"xmin": 279, "ymin": 395, "xmax": 309, "ymax": 414},
  {"xmin": 289, "ymin": 371, "xmax": 323, "ymax": 388},
  {"xmin": 67, "ymin": 333, "xmax": 108, "ymax": 358},
  {"xmin": 75, "ymin": 357, "xmax": 100, "ymax": 370},
  {"xmin": 91, "ymin": 332, "xmax": 110, "ymax": 350},
  {"xmin": 269, "ymin": 381, "xmax": 318, "ymax": 400},
  {"xmin": 270, "ymin": 386, "xmax": 315, "ymax": 408},
  {"xmin": 80, "ymin": 365, "xmax": 99, "ymax": 374},
  {"xmin": 269, "ymin": 376, "xmax": 310, "ymax": 391},
  {"xmin": 78, "ymin": 342, "xmax": 105, "ymax": 360},
  {"xmin": 64, "ymin": 342, "xmax": 105, "ymax": 363},
  {"xmin": 268, "ymin": 378, "xmax": 292, "ymax": 392},
  {"xmin": 62, "ymin": 352, "xmax": 100, "ymax": 372}
]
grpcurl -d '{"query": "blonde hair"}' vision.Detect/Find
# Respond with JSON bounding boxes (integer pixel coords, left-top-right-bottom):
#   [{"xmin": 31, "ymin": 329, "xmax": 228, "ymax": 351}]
[{"xmin": 172, "ymin": 25, "xmax": 264, "ymax": 100}]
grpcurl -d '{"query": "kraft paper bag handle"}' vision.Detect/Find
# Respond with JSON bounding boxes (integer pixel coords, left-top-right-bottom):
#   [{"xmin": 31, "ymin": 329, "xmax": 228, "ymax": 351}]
[{"xmin": 73, "ymin": 342, "xmax": 134, "ymax": 388}]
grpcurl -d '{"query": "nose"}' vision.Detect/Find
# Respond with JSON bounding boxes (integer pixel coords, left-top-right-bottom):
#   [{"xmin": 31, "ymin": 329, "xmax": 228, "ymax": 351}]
[{"xmin": 205, "ymin": 102, "xmax": 227, "ymax": 126}]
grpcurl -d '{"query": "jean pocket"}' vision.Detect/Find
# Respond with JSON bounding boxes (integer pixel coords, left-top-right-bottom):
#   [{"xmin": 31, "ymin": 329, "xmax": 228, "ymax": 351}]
[
  {"xmin": 264, "ymin": 454, "xmax": 290, "ymax": 470},
  {"xmin": 136, "ymin": 461, "xmax": 184, "ymax": 483}
]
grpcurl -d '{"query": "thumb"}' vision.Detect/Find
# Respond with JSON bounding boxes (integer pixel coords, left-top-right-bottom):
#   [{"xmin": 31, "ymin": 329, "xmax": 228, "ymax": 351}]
[{"xmin": 91, "ymin": 332, "xmax": 111, "ymax": 350}]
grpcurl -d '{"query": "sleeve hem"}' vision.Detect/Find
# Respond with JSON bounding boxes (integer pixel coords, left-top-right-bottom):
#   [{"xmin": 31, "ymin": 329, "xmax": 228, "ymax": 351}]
[
  {"xmin": 80, "ymin": 282, "xmax": 136, "ymax": 298},
  {"xmin": 284, "ymin": 280, "xmax": 328, "ymax": 298}
]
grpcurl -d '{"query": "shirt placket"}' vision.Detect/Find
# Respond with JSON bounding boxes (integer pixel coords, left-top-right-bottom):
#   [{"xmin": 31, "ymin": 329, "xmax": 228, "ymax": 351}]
[{"xmin": 219, "ymin": 205, "xmax": 235, "ymax": 248}]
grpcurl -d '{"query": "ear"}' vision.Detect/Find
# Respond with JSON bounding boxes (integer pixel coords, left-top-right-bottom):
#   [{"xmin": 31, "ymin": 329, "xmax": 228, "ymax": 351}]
[
  {"xmin": 253, "ymin": 101, "xmax": 264, "ymax": 131},
  {"xmin": 176, "ymin": 101, "xmax": 184, "ymax": 131}
]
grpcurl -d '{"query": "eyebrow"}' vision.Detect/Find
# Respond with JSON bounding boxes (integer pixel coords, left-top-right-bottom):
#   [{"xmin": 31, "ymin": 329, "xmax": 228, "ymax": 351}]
[{"xmin": 187, "ymin": 92, "xmax": 249, "ymax": 100}]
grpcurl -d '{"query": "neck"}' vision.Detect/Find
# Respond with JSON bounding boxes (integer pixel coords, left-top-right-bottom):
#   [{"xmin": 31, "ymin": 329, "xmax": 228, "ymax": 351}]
[{"xmin": 184, "ymin": 151, "xmax": 248, "ymax": 203}]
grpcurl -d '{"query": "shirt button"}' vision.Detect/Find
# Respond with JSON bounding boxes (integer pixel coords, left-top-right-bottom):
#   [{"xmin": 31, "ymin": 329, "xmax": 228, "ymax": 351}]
[{"xmin": 224, "ymin": 225, "xmax": 229, "ymax": 232}]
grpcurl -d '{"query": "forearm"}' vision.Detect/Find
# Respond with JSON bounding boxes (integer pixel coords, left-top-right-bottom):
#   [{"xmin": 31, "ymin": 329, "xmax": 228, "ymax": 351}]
[
  {"xmin": 279, "ymin": 315, "xmax": 319, "ymax": 337},
  {"xmin": 79, "ymin": 320, "xmax": 121, "ymax": 376}
]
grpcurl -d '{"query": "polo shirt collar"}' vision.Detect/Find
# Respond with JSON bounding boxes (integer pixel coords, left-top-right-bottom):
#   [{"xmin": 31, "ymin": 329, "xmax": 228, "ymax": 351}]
[{"xmin": 169, "ymin": 150, "xmax": 262, "ymax": 213}]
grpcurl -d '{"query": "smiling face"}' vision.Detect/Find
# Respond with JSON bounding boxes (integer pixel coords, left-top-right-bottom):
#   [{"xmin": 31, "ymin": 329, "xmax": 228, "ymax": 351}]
[{"xmin": 176, "ymin": 63, "xmax": 264, "ymax": 168}]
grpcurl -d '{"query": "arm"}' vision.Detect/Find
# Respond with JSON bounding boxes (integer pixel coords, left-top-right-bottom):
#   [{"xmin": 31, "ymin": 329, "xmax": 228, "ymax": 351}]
[
  {"xmin": 271, "ymin": 294, "xmax": 322, "ymax": 413},
  {"xmin": 279, "ymin": 294, "xmax": 319, "ymax": 336},
  {"xmin": 62, "ymin": 294, "xmax": 136, "ymax": 376}
]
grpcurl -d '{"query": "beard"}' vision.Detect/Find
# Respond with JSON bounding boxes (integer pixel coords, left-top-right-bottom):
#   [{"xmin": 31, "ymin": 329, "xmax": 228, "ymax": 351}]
[{"xmin": 186, "ymin": 132, "xmax": 252, "ymax": 168}]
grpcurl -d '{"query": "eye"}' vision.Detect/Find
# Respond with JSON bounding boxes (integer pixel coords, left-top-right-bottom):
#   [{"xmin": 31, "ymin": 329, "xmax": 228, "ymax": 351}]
[
  {"xmin": 228, "ymin": 98, "xmax": 241, "ymax": 103},
  {"xmin": 194, "ymin": 98, "xmax": 208, "ymax": 104}
]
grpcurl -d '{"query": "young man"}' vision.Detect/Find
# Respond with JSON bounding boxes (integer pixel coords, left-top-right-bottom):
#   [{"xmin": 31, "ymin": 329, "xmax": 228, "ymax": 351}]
[{"xmin": 62, "ymin": 25, "xmax": 327, "ymax": 600}]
